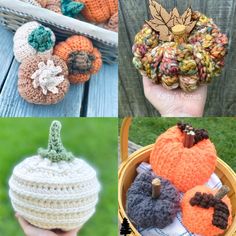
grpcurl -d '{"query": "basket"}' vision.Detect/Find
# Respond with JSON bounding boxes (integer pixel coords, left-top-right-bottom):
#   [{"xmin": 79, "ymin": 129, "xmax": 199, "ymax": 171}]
[
  {"xmin": 0, "ymin": 0, "xmax": 118, "ymax": 64},
  {"xmin": 118, "ymin": 117, "xmax": 236, "ymax": 236}
]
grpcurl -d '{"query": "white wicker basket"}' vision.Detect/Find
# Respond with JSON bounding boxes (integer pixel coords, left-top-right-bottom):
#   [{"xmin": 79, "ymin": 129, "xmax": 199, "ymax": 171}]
[{"xmin": 0, "ymin": 0, "xmax": 118, "ymax": 64}]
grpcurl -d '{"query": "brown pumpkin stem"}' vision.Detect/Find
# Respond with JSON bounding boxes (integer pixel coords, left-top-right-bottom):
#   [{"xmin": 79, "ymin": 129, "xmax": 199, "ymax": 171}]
[
  {"xmin": 215, "ymin": 185, "xmax": 230, "ymax": 200},
  {"xmin": 172, "ymin": 24, "xmax": 187, "ymax": 44},
  {"xmin": 152, "ymin": 178, "xmax": 161, "ymax": 199},
  {"xmin": 184, "ymin": 130, "xmax": 195, "ymax": 148}
]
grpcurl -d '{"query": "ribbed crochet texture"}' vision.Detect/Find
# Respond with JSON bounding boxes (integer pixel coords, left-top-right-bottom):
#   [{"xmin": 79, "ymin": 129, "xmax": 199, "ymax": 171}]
[
  {"xmin": 150, "ymin": 125, "xmax": 217, "ymax": 192},
  {"xmin": 14, "ymin": 21, "xmax": 55, "ymax": 63},
  {"xmin": 18, "ymin": 55, "xmax": 70, "ymax": 105},
  {"xmin": 61, "ymin": 0, "xmax": 84, "ymax": 17},
  {"xmin": 181, "ymin": 185, "xmax": 232, "ymax": 236},
  {"xmin": 126, "ymin": 171, "xmax": 180, "ymax": 229},
  {"xmin": 9, "ymin": 121, "xmax": 100, "ymax": 231},
  {"xmin": 54, "ymin": 35, "xmax": 102, "ymax": 83}
]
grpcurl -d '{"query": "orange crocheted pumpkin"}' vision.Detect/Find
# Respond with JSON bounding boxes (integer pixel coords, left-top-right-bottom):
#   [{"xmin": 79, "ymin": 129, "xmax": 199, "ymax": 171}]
[
  {"xmin": 77, "ymin": 0, "xmax": 118, "ymax": 23},
  {"xmin": 181, "ymin": 185, "xmax": 232, "ymax": 236},
  {"xmin": 53, "ymin": 35, "xmax": 102, "ymax": 83},
  {"xmin": 150, "ymin": 123, "xmax": 217, "ymax": 192}
]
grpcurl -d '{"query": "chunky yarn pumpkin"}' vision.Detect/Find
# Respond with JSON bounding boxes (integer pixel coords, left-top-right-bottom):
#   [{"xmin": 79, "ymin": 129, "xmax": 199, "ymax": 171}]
[
  {"xmin": 14, "ymin": 21, "xmax": 56, "ymax": 63},
  {"xmin": 126, "ymin": 171, "xmax": 180, "ymax": 229},
  {"xmin": 18, "ymin": 55, "xmax": 70, "ymax": 105},
  {"xmin": 9, "ymin": 121, "xmax": 100, "ymax": 231},
  {"xmin": 150, "ymin": 123, "xmax": 217, "ymax": 192},
  {"xmin": 132, "ymin": 1, "xmax": 228, "ymax": 92},
  {"xmin": 54, "ymin": 35, "xmax": 102, "ymax": 83},
  {"xmin": 181, "ymin": 185, "xmax": 232, "ymax": 236}
]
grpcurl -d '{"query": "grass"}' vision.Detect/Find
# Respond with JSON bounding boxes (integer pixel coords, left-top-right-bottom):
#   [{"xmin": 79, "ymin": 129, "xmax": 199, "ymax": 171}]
[
  {"xmin": 0, "ymin": 118, "xmax": 118, "ymax": 236},
  {"xmin": 120, "ymin": 117, "xmax": 236, "ymax": 171}
]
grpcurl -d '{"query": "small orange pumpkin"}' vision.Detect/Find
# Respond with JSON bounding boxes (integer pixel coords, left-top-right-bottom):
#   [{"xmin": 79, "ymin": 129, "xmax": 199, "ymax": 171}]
[
  {"xmin": 53, "ymin": 35, "xmax": 102, "ymax": 83},
  {"xmin": 181, "ymin": 185, "xmax": 232, "ymax": 236},
  {"xmin": 77, "ymin": 0, "xmax": 118, "ymax": 23},
  {"xmin": 150, "ymin": 123, "xmax": 217, "ymax": 192}
]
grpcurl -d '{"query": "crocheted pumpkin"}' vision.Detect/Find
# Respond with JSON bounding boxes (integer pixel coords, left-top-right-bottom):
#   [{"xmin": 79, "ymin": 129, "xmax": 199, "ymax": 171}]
[
  {"xmin": 9, "ymin": 120, "xmax": 100, "ymax": 231},
  {"xmin": 14, "ymin": 21, "xmax": 56, "ymax": 63},
  {"xmin": 18, "ymin": 55, "xmax": 70, "ymax": 105},
  {"xmin": 132, "ymin": 1, "xmax": 228, "ymax": 92},
  {"xmin": 126, "ymin": 171, "xmax": 180, "ymax": 229},
  {"xmin": 54, "ymin": 35, "xmax": 102, "ymax": 83},
  {"xmin": 150, "ymin": 122, "xmax": 217, "ymax": 192},
  {"xmin": 77, "ymin": 0, "xmax": 118, "ymax": 23},
  {"xmin": 181, "ymin": 185, "xmax": 232, "ymax": 236}
]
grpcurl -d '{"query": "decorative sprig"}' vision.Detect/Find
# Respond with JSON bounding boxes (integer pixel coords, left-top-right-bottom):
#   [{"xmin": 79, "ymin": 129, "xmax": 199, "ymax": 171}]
[
  {"xmin": 146, "ymin": 0, "xmax": 197, "ymax": 41},
  {"xmin": 38, "ymin": 120, "xmax": 74, "ymax": 162}
]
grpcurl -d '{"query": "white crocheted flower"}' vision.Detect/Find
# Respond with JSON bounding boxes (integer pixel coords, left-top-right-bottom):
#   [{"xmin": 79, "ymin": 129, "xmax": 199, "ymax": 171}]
[
  {"xmin": 13, "ymin": 21, "xmax": 55, "ymax": 63},
  {"xmin": 31, "ymin": 60, "xmax": 65, "ymax": 95}
]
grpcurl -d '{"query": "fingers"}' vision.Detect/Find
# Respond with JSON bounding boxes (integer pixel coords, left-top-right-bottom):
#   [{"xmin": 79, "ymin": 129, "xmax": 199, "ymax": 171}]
[
  {"xmin": 16, "ymin": 213, "xmax": 31, "ymax": 233},
  {"xmin": 57, "ymin": 228, "xmax": 80, "ymax": 236}
]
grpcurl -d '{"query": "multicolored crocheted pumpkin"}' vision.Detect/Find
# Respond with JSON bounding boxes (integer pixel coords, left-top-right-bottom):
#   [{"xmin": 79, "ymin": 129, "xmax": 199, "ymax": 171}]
[
  {"xmin": 9, "ymin": 120, "xmax": 101, "ymax": 231},
  {"xmin": 132, "ymin": 0, "xmax": 228, "ymax": 92},
  {"xmin": 181, "ymin": 185, "xmax": 232, "ymax": 236},
  {"xmin": 78, "ymin": 0, "xmax": 118, "ymax": 23},
  {"xmin": 126, "ymin": 171, "xmax": 180, "ymax": 229},
  {"xmin": 150, "ymin": 122, "xmax": 217, "ymax": 192},
  {"xmin": 13, "ymin": 21, "xmax": 56, "ymax": 63},
  {"xmin": 18, "ymin": 55, "xmax": 70, "ymax": 105},
  {"xmin": 54, "ymin": 35, "xmax": 102, "ymax": 83}
]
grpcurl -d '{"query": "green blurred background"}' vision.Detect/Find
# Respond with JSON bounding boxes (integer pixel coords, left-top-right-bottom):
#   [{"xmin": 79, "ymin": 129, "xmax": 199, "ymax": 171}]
[
  {"xmin": 0, "ymin": 118, "xmax": 118, "ymax": 236},
  {"xmin": 120, "ymin": 117, "xmax": 236, "ymax": 171}
]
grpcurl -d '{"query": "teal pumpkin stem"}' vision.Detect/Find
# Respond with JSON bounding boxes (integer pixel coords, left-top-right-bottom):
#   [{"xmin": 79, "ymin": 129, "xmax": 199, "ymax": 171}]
[
  {"xmin": 61, "ymin": 0, "xmax": 84, "ymax": 18},
  {"xmin": 38, "ymin": 120, "xmax": 74, "ymax": 162}
]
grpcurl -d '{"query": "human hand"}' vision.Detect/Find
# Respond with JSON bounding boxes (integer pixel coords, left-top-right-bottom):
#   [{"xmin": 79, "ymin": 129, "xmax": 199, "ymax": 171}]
[
  {"xmin": 142, "ymin": 76, "xmax": 207, "ymax": 117},
  {"xmin": 16, "ymin": 213, "xmax": 79, "ymax": 236}
]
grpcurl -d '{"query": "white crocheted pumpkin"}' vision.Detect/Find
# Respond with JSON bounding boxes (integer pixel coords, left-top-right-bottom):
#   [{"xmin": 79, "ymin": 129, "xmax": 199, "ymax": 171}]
[
  {"xmin": 13, "ymin": 21, "xmax": 56, "ymax": 63},
  {"xmin": 9, "ymin": 121, "xmax": 100, "ymax": 231}
]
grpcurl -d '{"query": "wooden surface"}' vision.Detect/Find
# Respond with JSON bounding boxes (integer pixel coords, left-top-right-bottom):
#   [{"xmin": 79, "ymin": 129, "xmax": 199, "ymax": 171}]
[
  {"xmin": 119, "ymin": 0, "xmax": 236, "ymax": 117},
  {"xmin": 0, "ymin": 26, "xmax": 118, "ymax": 117}
]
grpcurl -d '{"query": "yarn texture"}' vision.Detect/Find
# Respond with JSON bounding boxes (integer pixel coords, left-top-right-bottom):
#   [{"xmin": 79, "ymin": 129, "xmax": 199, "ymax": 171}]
[
  {"xmin": 61, "ymin": 0, "xmax": 84, "ymax": 17},
  {"xmin": 181, "ymin": 185, "xmax": 232, "ymax": 236},
  {"xmin": 14, "ymin": 21, "xmax": 55, "ymax": 63},
  {"xmin": 9, "ymin": 121, "xmax": 101, "ymax": 231},
  {"xmin": 126, "ymin": 171, "xmax": 180, "ymax": 229},
  {"xmin": 150, "ymin": 125, "xmax": 217, "ymax": 192},
  {"xmin": 18, "ymin": 55, "xmax": 70, "ymax": 105},
  {"xmin": 54, "ymin": 35, "xmax": 102, "ymax": 83},
  {"xmin": 132, "ymin": 5, "xmax": 228, "ymax": 92}
]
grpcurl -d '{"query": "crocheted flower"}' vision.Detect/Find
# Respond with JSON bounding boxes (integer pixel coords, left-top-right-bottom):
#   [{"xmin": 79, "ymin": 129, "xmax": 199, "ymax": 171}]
[
  {"xmin": 18, "ymin": 55, "xmax": 70, "ymax": 105},
  {"xmin": 132, "ymin": 3, "xmax": 228, "ymax": 92},
  {"xmin": 9, "ymin": 120, "xmax": 101, "ymax": 231},
  {"xmin": 13, "ymin": 21, "xmax": 55, "ymax": 63},
  {"xmin": 54, "ymin": 35, "xmax": 102, "ymax": 83},
  {"xmin": 31, "ymin": 60, "xmax": 65, "ymax": 95}
]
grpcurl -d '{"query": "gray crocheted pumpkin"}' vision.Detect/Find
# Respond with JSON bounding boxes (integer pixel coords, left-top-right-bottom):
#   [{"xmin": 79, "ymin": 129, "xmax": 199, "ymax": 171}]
[{"xmin": 126, "ymin": 171, "xmax": 180, "ymax": 229}]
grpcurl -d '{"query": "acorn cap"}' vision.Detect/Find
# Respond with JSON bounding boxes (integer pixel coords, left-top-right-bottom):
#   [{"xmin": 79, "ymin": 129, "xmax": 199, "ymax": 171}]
[{"xmin": 172, "ymin": 24, "xmax": 186, "ymax": 35}]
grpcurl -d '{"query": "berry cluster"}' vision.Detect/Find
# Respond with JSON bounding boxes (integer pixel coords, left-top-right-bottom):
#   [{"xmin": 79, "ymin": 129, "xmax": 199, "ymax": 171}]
[
  {"xmin": 177, "ymin": 122, "xmax": 209, "ymax": 144},
  {"xmin": 190, "ymin": 192, "xmax": 230, "ymax": 230}
]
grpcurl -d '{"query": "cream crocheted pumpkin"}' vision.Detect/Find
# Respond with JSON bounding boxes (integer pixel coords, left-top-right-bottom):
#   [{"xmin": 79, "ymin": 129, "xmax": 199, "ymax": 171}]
[{"xmin": 9, "ymin": 121, "xmax": 101, "ymax": 231}]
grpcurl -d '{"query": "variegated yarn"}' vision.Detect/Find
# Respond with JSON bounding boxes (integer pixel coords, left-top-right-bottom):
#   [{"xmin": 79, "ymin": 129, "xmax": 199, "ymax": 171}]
[
  {"xmin": 13, "ymin": 21, "xmax": 55, "ymax": 63},
  {"xmin": 9, "ymin": 121, "xmax": 101, "ymax": 231},
  {"xmin": 133, "ymin": 12, "xmax": 228, "ymax": 92}
]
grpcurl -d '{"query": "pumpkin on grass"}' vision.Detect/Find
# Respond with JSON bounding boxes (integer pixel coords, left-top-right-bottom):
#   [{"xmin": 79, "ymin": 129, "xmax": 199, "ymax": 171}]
[
  {"xmin": 126, "ymin": 171, "xmax": 180, "ymax": 229},
  {"xmin": 150, "ymin": 122, "xmax": 217, "ymax": 192},
  {"xmin": 181, "ymin": 185, "xmax": 232, "ymax": 236}
]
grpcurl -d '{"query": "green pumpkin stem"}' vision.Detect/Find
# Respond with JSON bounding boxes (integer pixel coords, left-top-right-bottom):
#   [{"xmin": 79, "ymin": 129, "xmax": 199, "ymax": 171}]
[{"xmin": 38, "ymin": 120, "xmax": 74, "ymax": 162}]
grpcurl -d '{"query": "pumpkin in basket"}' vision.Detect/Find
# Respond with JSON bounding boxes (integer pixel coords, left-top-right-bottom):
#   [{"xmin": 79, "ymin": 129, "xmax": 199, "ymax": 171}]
[
  {"xmin": 181, "ymin": 185, "xmax": 232, "ymax": 236},
  {"xmin": 132, "ymin": 0, "xmax": 228, "ymax": 92},
  {"xmin": 18, "ymin": 55, "xmax": 70, "ymax": 105},
  {"xmin": 150, "ymin": 122, "xmax": 217, "ymax": 192},
  {"xmin": 13, "ymin": 21, "xmax": 56, "ymax": 63},
  {"xmin": 9, "ymin": 120, "xmax": 101, "ymax": 231},
  {"xmin": 54, "ymin": 35, "xmax": 102, "ymax": 83},
  {"xmin": 126, "ymin": 171, "xmax": 180, "ymax": 229}
]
